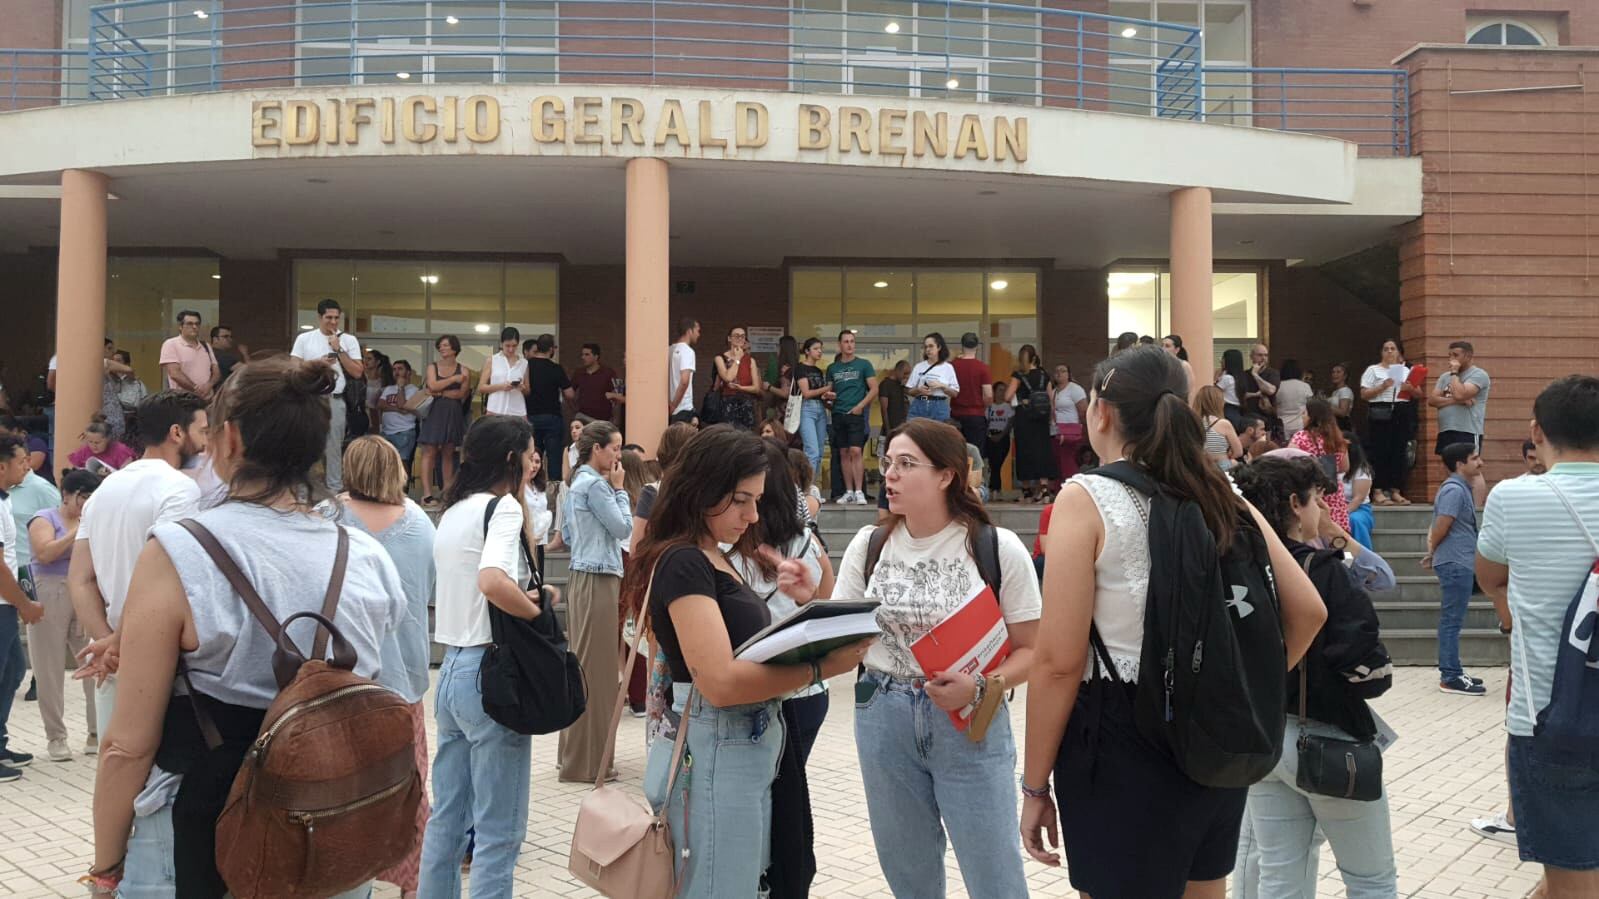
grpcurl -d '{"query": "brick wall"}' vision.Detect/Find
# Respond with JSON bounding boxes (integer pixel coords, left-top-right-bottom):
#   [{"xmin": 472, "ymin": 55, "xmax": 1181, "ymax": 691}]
[
  {"xmin": 1399, "ymin": 46, "xmax": 1599, "ymax": 492},
  {"xmin": 219, "ymin": 259, "xmax": 293, "ymax": 357}
]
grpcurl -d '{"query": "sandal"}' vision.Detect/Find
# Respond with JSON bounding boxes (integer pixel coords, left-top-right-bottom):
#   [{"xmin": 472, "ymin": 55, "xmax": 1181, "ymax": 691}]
[
  {"xmin": 1373, "ymin": 493, "xmax": 1392, "ymax": 506},
  {"xmin": 1391, "ymin": 493, "xmax": 1411, "ymax": 505}
]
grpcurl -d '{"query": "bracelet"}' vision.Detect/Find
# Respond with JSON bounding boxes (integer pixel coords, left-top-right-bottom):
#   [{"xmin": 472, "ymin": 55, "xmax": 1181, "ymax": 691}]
[
  {"xmin": 808, "ymin": 660, "xmax": 823, "ymax": 689},
  {"xmin": 1019, "ymin": 778, "xmax": 1052, "ymax": 800},
  {"xmin": 972, "ymin": 672, "xmax": 988, "ymax": 709}
]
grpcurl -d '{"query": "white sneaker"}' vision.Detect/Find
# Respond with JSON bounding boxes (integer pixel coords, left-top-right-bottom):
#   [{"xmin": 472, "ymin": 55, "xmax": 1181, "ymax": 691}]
[
  {"xmin": 84, "ymin": 735, "xmax": 98, "ymax": 756},
  {"xmin": 46, "ymin": 740, "xmax": 71, "ymax": 763},
  {"xmin": 852, "ymin": 491, "xmax": 867, "ymax": 505},
  {"xmin": 1470, "ymin": 812, "xmax": 1517, "ymax": 846}
]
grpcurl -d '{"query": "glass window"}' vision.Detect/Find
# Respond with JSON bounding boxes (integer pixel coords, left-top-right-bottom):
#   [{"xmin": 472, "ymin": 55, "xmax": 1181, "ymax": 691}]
[
  {"xmin": 425, "ymin": 262, "xmax": 505, "ymax": 337},
  {"xmin": 1203, "ymin": 1, "xmax": 1250, "ymax": 61},
  {"xmin": 1467, "ymin": 21, "xmax": 1546, "ymax": 46},
  {"xmin": 853, "ymin": 64, "xmax": 912, "ymax": 98},
  {"xmin": 986, "ymin": 271, "xmax": 1038, "ymax": 374},
  {"xmin": 296, "ymin": 260, "xmax": 356, "ymax": 332},
  {"xmin": 1107, "ymin": 269, "xmax": 1160, "ymax": 342},
  {"xmin": 504, "ymin": 264, "xmax": 560, "ymax": 338},
  {"xmin": 105, "ymin": 257, "xmax": 220, "ymax": 389},
  {"xmin": 916, "ymin": 271, "xmax": 982, "ymax": 343},
  {"xmin": 792, "ymin": 270, "xmax": 844, "ymax": 342},
  {"xmin": 354, "ymin": 261, "xmax": 429, "ymax": 334},
  {"xmin": 846, "ymin": 271, "xmax": 914, "ymax": 342},
  {"xmin": 1107, "ymin": 267, "xmax": 1260, "ymax": 352}
]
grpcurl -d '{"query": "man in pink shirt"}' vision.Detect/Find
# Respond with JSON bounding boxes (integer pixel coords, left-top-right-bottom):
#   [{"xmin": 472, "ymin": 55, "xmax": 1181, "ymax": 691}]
[{"xmin": 157, "ymin": 310, "xmax": 218, "ymax": 399}]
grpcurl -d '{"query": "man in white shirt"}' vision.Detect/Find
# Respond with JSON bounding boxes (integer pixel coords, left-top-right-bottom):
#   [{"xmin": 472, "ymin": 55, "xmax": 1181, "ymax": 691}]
[
  {"xmin": 290, "ymin": 299, "xmax": 363, "ymax": 491},
  {"xmin": 0, "ymin": 435, "xmax": 46, "ymax": 781},
  {"xmin": 668, "ymin": 317, "xmax": 700, "ymax": 424},
  {"xmin": 68, "ymin": 392, "xmax": 207, "ymax": 740}
]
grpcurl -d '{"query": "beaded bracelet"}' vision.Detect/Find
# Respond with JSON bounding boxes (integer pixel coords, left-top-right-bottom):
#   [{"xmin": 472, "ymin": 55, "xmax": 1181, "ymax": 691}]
[{"xmin": 1019, "ymin": 779, "xmax": 1052, "ymax": 800}]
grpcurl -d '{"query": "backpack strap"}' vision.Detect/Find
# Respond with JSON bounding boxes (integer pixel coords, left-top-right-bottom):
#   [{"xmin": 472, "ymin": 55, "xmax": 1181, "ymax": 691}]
[
  {"xmin": 974, "ymin": 524, "xmax": 1003, "ymax": 597},
  {"xmin": 484, "ymin": 494, "xmax": 539, "ymax": 592},
  {"xmin": 862, "ymin": 525, "xmax": 890, "ymax": 588},
  {"xmin": 177, "ymin": 519, "xmax": 355, "ymax": 690}
]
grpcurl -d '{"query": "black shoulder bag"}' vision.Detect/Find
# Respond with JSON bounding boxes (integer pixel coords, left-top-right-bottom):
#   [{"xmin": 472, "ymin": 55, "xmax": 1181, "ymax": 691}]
[
  {"xmin": 478, "ymin": 495, "xmax": 588, "ymax": 735},
  {"xmin": 1293, "ymin": 554, "xmax": 1384, "ymax": 802}
]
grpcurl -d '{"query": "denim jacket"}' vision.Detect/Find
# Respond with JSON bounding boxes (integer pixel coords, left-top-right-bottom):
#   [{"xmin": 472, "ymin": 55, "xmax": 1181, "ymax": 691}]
[{"xmin": 561, "ymin": 465, "xmax": 633, "ymax": 575}]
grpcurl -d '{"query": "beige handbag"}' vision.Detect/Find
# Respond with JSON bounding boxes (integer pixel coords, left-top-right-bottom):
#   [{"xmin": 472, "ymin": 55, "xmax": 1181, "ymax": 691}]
[{"xmin": 568, "ymin": 579, "xmax": 690, "ymax": 898}]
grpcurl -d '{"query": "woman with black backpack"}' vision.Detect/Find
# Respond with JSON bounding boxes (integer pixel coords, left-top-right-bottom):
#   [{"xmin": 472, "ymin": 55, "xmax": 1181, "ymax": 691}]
[
  {"xmin": 1232, "ymin": 456, "xmax": 1397, "ymax": 898},
  {"xmin": 1005, "ymin": 344, "xmax": 1059, "ymax": 502},
  {"xmin": 1020, "ymin": 346, "xmax": 1326, "ymax": 899}
]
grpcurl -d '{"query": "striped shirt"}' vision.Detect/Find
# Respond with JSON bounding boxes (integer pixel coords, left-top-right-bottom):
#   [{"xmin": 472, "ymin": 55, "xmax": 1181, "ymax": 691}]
[{"xmin": 1478, "ymin": 463, "xmax": 1599, "ymax": 736}]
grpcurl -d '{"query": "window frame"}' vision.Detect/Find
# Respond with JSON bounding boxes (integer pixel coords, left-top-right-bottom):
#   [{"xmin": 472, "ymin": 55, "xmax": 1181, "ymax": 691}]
[
  {"xmin": 294, "ymin": 0, "xmax": 560, "ymax": 87},
  {"xmin": 1465, "ymin": 19, "xmax": 1547, "ymax": 47}
]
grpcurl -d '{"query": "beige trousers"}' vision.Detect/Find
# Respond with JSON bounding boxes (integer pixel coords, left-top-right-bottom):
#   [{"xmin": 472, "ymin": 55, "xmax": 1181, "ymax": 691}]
[
  {"xmin": 558, "ymin": 570, "xmax": 621, "ymax": 782},
  {"xmin": 27, "ymin": 573, "xmax": 96, "ymax": 743}
]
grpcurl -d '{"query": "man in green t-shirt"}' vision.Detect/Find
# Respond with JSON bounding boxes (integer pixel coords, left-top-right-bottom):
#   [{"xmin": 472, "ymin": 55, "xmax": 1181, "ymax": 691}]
[{"xmin": 825, "ymin": 330, "xmax": 877, "ymax": 504}]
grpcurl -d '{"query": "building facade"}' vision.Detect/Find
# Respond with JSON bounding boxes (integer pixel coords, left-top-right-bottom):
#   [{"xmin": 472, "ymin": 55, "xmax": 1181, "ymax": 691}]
[{"xmin": 2, "ymin": 1, "xmax": 1595, "ymax": 491}]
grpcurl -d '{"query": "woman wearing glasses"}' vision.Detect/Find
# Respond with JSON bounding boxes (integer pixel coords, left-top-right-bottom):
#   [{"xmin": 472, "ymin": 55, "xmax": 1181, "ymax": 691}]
[
  {"xmin": 834, "ymin": 418, "xmax": 1042, "ymax": 899},
  {"xmin": 714, "ymin": 326, "xmax": 765, "ymax": 431}
]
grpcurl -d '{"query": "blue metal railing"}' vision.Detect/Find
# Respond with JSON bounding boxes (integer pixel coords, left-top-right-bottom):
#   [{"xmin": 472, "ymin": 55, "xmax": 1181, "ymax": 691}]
[
  {"xmin": 0, "ymin": 50, "xmax": 92, "ymax": 109},
  {"xmin": 0, "ymin": 0, "xmax": 1410, "ymax": 155}
]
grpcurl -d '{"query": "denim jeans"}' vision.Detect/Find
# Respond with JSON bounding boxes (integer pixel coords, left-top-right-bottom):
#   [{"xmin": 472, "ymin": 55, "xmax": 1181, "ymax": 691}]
[
  {"xmin": 799, "ymin": 401, "xmax": 828, "ymax": 477},
  {"xmin": 1435, "ymin": 561, "xmax": 1474, "ymax": 680},
  {"xmin": 323, "ymin": 394, "xmax": 346, "ymax": 491},
  {"xmin": 419, "ymin": 646, "xmax": 532, "ymax": 899},
  {"xmin": 382, "ymin": 428, "xmax": 418, "ymax": 467},
  {"xmin": 907, "ymin": 397, "xmax": 951, "ymax": 423},
  {"xmin": 853, "ymin": 671, "xmax": 1028, "ymax": 899},
  {"xmin": 784, "ymin": 690, "xmax": 829, "ymax": 768},
  {"xmin": 121, "ymin": 798, "xmax": 373, "ymax": 899},
  {"xmin": 644, "ymin": 683, "xmax": 784, "ymax": 898},
  {"xmin": 530, "ymin": 414, "xmax": 564, "ymax": 477},
  {"xmin": 0, "ymin": 606, "xmax": 25, "ymax": 754},
  {"xmin": 1241, "ymin": 720, "xmax": 1397, "ymax": 899}
]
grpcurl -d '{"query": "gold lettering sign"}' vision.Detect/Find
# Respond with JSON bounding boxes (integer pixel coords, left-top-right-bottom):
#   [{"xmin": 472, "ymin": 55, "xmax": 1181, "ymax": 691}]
[{"xmin": 250, "ymin": 95, "xmax": 1028, "ymax": 164}]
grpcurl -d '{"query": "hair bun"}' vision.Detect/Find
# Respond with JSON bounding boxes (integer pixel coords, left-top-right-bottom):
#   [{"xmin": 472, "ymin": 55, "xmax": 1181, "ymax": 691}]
[{"xmin": 288, "ymin": 359, "xmax": 339, "ymax": 397}]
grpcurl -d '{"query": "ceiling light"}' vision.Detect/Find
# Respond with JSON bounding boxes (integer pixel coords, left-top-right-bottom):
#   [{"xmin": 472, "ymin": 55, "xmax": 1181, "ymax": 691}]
[
  {"xmin": 194, "ymin": 9, "xmax": 209, "ymax": 19},
  {"xmin": 884, "ymin": 21, "xmax": 900, "ymax": 33},
  {"xmin": 946, "ymin": 77, "xmax": 960, "ymax": 89},
  {"xmin": 474, "ymin": 324, "xmax": 491, "ymax": 334},
  {"xmin": 300, "ymin": 324, "xmax": 314, "ymax": 330},
  {"xmin": 1121, "ymin": 26, "xmax": 1137, "ymax": 38},
  {"xmin": 445, "ymin": 15, "xmax": 460, "ymax": 25},
  {"xmin": 420, "ymin": 274, "xmax": 439, "ymax": 284},
  {"xmin": 395, "ymin": 71, "xmax": 411, "ymax": 80},
  {"xmin": 210, "ymin": 274, "xmax": 221, "ymax": 280},
  {"xmin": 873, "ymin": 281, "xmax": 888, "ymax": 288},
  {"xmin": 990, "ymin": 279, "xmax": 1008, "ymax": 290}
]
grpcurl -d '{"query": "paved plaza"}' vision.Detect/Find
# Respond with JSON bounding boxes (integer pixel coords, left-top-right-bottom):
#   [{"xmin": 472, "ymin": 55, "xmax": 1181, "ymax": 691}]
[{"xmin": 0, "ymin": 666, "xmax": 1538, "ymax": 898}]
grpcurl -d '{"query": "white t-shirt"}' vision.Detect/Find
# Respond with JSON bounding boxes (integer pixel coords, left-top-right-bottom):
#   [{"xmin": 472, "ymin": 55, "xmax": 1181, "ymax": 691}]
[
  {"xmin": 485, "ymin": 353, "xmax": 528, "ymax": 417},
  {"xmin": 835, "ymin": 520, "xmax": 1042, "ymax": 679},
  {"xmin": 1054, "ymin": 381, "xmax": 1088, "ymax": 426},
  {"xmin": 1330, "ymin": 386, "xmax": 1355, "ymax": 415},
  {"xmin": 1276, "ymin": 379, "xmax": 1315, "ymax": 434},
  {"xmin": 1343, "ymin": 465, "xmax": 1373, "ymax": 509},
  {"xmin": 1360, "ymin": 363, "xmax": 1409, "ymax": 404},
  {"xmin": 0, "ymin": 491, "xmax": 16, "ymax": 572},
  {"xmin": 1217, "ymin": 373, "xmax": 1239, "ymax": 406},
  {"xmin": 76, "ymin": 458, "xmax": 203, "ymax": 629},
  {"xmin": 433, "ymin": 492, "xmax": 531, "ymax": 647},
  {"xmin": 669, "ymin": 342, "xmax": 697, "ymax": 413},
  {"xmin": 379, "ymin": 385, "xmax": 421, "ymax": 434},
  {"xmin": 907, "ymin": 361, "xmax": 959, "ymax": 397},
  {"xmin": 524, "ymin": 485, "xmax": 553, "ymax": 546},
  {"xmin": 289, "ymin": 329, "xmax": 362, "ymax": 394}
]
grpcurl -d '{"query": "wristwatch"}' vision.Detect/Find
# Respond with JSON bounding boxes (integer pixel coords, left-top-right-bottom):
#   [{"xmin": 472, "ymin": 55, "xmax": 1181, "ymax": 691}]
[{"xmin": 1329, "ymin": 536, "xmax": 1349, "ymax": 551}]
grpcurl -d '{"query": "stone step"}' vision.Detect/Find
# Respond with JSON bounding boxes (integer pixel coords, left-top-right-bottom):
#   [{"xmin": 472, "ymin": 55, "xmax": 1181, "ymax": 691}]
[
  {"xmin": 1381, "ymin": 628, "xmax": 1510, "ymax": 668},
  {"xmin": 1370, "ymin": 529, "xmax": 1430, "ymax": 555},
  {"xmin": 1368, "ymin": 600, "xmax": 1500, "ymax": 631},
  {"xmin": 1369, "ymin": 504, "xmax": 1440, "ymax": 530}
]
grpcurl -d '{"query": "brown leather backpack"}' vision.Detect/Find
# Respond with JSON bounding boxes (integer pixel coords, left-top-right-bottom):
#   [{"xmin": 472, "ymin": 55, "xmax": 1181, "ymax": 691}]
[{"xmin": 177, "ymin": 520, "xmax": 421, "ymax": 899}]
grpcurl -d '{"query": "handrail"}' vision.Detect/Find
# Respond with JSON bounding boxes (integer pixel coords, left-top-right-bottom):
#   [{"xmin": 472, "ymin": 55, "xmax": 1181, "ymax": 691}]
[{"xmin": 0, "ymin": 0, "xmax": 1410, "ymax": 154}]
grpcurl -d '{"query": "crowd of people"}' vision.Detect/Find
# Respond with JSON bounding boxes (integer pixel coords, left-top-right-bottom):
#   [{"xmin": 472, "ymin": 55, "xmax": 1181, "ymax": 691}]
[{"xmin": 2, "ymin": 300, "xmax": 1592, "ymax": 899}]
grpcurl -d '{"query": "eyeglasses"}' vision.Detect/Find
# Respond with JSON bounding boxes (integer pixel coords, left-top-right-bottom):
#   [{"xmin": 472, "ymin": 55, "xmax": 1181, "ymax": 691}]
[{"xmin": 882, "ymin": 455, "xmax": 937, "ymax": 475}]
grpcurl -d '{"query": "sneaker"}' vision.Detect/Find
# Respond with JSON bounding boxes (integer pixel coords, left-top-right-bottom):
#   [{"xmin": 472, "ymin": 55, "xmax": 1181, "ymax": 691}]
[
  {"xmin": 853, "ymin": 491, "xmax": 868, "ymax": 505},
  {"xmin": 46, "ymin": 740, "xmax": 70, "ymax": 763},
  {"xmin": 0, "ymin": 749, "xmax": 33, "ymax": 768},
  {"xmin": 1470, "ymin": 812, "xmax": 1517, "ymax": 846},
  {"xmin": 0, "ymin": 763, "xmax": 19, "ymax": 783},
  {"xmin": 1440, "ymin": 676, "xmax": 1486, "ymax": 696},
  {"xmin": 84, "ymin": 735, "xmax": 99, "ymax": 756},
  {"xmin": 1467, "ymin": 675, "xmax": 1485, "ymax": 687}
]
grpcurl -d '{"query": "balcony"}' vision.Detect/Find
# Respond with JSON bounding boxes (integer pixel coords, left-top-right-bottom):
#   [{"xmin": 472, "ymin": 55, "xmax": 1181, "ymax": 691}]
[{"xmin": 2, "ymin": 0, "xmax": 1408, "ymax": 155}]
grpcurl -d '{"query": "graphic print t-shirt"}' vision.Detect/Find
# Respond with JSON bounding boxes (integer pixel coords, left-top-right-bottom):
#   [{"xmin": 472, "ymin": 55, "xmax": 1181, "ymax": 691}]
[{"xmin": 833, "ymin": 521, "xmax": 1041, "ymax": 678}]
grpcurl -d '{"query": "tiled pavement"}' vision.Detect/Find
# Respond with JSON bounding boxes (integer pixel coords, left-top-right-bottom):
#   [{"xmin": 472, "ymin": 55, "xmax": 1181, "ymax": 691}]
[{"xmin": 0, "ymin": 667, "xmax": 1540, "ymax": 898}]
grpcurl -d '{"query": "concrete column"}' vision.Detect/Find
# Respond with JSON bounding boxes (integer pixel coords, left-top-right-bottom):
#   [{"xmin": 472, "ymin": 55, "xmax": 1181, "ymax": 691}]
[
  {"xmin": 625, "ymin": 158, "xmax": 670, "ymax": 455},
  {"xmin": 1169, "ymin": 187, "xmax": 1214, "ymax": 390},
  {"xmin": 53, "ymin": 169, "xmax": 109, "ymax": 479}
]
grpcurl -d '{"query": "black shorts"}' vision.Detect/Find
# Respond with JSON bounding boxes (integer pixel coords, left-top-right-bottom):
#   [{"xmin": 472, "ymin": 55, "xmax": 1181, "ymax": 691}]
[
  {"xmin": 1435, "ymin": 430, "xmax": 1478, "ymax": 455},
  {"xmin": 833, "ymin": 412, "xmax": 867, "ymax": 448},
  {"xmin": 1054, "ymin": 678, "xmax": 1247, "ymax": 897}
]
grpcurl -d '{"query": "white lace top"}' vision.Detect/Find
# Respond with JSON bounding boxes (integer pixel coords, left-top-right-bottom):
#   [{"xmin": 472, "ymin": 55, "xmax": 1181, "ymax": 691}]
[{"xmin": 1070, "ymin": 472, "xmax": 1151, "ymax": 683}]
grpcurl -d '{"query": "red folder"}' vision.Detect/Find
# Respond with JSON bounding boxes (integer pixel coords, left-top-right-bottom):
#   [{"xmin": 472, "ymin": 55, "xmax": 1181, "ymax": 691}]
[{"xmin": 910, "ymin": 584, "xmax": 1011, "ymax": 731}]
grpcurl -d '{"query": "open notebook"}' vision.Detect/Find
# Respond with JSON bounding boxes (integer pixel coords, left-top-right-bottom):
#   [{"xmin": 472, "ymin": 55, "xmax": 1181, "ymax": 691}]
[{"xmin": 735, "ymin": 599, "xmax": 881, "ymax": 666}]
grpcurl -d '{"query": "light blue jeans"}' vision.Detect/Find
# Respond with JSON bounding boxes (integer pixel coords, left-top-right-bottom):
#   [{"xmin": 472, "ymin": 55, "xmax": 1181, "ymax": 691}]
[
  {"xmin": 1240, "ymin": 719, "xmax": 1397, "ymax": 899},
  {"xmin": 907, "ymin": 396, "xmax": 951, "ymax": 422},
  {"xmin": 853, "ymin": 670, "xmax": 1028, "ymax": 899},
  {"xmin": 419, "ymin": 646, "xmax": 532, "ymax": 899},
  {"xmin": 644, "ymin": 683, "xmax": 784, "ymax": 898},
  {"xmin": 799, "ymin": 400, "xmax": 828, "ymax": 476},
  {"xmin": 120, "ymin": 798, "xmax": 372, "ymax": 898},
  {"xmin": 1435, "ymin": 562, "xmax": 1473, "ymax": 681}
]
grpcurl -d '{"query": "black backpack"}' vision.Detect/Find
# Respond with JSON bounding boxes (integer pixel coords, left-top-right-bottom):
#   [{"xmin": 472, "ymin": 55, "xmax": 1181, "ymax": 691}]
[
  {"xmin": 864, "ymin": 522, "xmax": 1002, "ymax": 596},
  {"xmin": 478, "ymin": 496, "xmax": 588, "ymax": 735},
  {"xmin": 1022, "ymin": 369, "xmax": 1052, "ymax": 421},
  {"xmin": 1092, "ymin": 461, "xmax": 1287, "ymax": 789}
]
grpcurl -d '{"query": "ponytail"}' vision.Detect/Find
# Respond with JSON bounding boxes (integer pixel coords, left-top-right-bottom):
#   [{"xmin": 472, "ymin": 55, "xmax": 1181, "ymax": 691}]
[{"xmin": 1094, "ymin": 347, "xmax": 1244, "ymax": 552}]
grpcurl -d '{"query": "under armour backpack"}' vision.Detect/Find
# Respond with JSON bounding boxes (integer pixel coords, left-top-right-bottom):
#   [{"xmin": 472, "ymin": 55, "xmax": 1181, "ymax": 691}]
[
  {"xmin": 1022, "ymin": 369, "xmax": 1053, "ymax": 421},
  {"xmin": 1093, "ymin": 461, "xmax": 1288, "ymax": 789}
]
